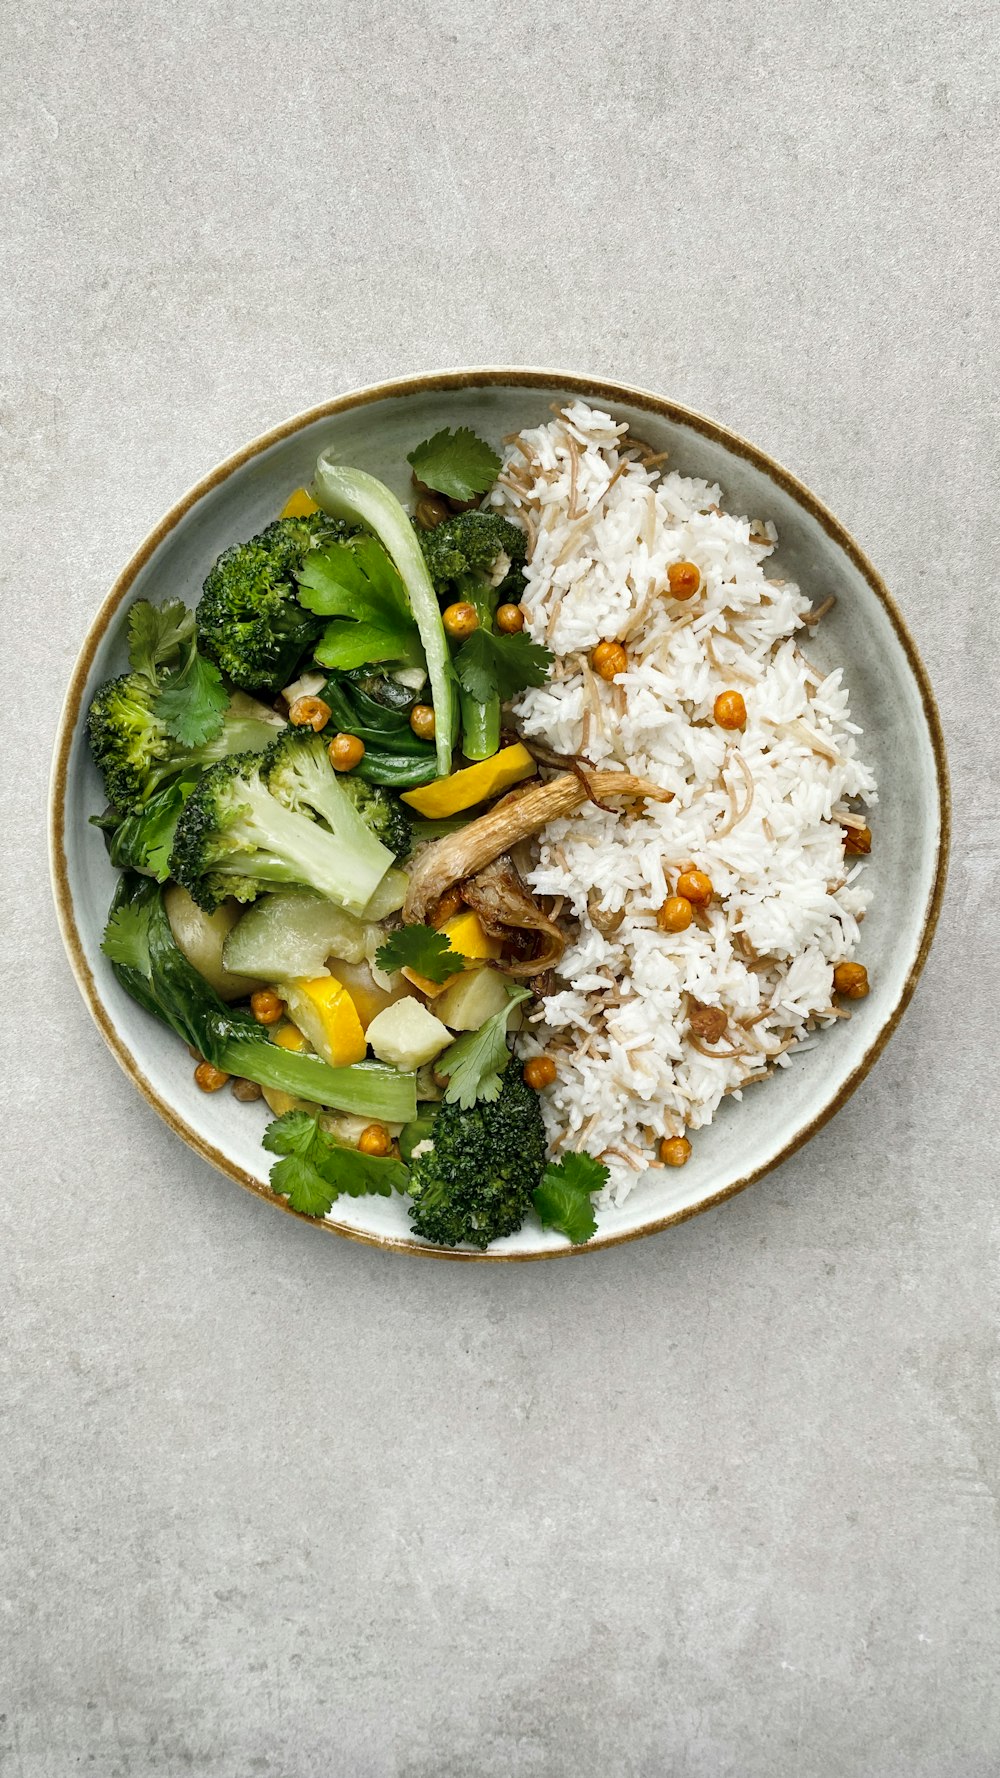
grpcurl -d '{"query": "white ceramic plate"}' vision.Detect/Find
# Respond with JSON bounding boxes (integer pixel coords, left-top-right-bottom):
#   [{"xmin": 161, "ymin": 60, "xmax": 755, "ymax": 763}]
[{"xmin": 49, "ymin": 370, "xmax": 949, "ymax": 1259}]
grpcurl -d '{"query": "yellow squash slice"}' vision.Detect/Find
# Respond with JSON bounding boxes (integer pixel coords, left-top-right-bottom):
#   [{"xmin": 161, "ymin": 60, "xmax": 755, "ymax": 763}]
[
  {"xmin": 279, "ymin": 978, "xmax": 367, "ymax": 1068},
  {"xmin": 400, "ymin": 744, "xmax": 536, "ymax": 820}
]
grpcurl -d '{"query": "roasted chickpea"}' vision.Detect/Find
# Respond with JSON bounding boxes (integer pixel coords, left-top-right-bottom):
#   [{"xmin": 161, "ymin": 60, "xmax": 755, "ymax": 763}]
[
  {"xmin": 833, "ymin": 961, "xmax": 869, "ymax": 999},
  {"xmin": 713, "ymin": 689, "xmax": 747, "ymax": 730},
  {"xmin": 410, "ymin": 704, "xmax": 437, "ymax": 740},
  {"xmin": 358, "ymin": 1122, "xmax": 392, "ymax": 1157},
  {"xmin": 414, "ymin": 492, "xmax": 451, "ymax": 529},
  {"xmin": 496, "ymin": 603, "xmax": 525, "ymax": 634},
  {"xmin": 660, "ymin": 1135, "xmax": 692, "ymax": 1166},
  {"xmin": 657, "ymin": 895, "xmax": 694, "ymax": 933},
  {"xmin": 194, "ymin": 1060, "xmax": 230, "ymax": 1093},
  {"xmin": 231, "ymin": 1077, "xmax": 263, "ymax": 1103},
  {"xmin": 289, "ymin": 695, "xmax": 332, "ymax": 732},
  {"xmin": 524, "ymin": 1055, "xmax": 557, "ymax": 1090},
  {"xmin": 667, "ymin": 561, "xmax": 701, "ymax": 600},
  {"xmin": 591, "ymin": 640, "xmax": 628, "ymax": 681},
  {"xmin": 251, "ymin": 988, "xmax": 284, "ymax": 1026},
  {"xmin": 328, "ymin": 732, "xmax": 365, "ymax": 772},
  {"xmin": 442, "ymin": 601, "xmax": 480, "ymax": 640},
  {"xmin": 676, "ymin": 868, "xmax": 713, "ymax": 905},
  {"xmin": 843, "ymin": 825, "xmax": 872, "ymax": 856}
]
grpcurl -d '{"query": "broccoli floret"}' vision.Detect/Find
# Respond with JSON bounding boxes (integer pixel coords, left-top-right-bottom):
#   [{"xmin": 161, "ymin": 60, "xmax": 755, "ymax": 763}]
[
  {"xmin": 87, "ymin": 674, "xmax": 281, "ymax": 813},
  {"xmin": 87, "ymin": 673, "xmax": 171, "ymax": 813},
  {"xmin": 419, "ymin": 511, "xmax": 527, "ymax": 604},
  {"xmin": 264, "ymin": 730, "xmax": 403, "ymax": 880},
  {"xmin": 196, "ymin": 514, "xmax": 355, "ymax": 695},
  {"xmin": 419, "ymin": 513, "xmax": 528, "ymax": 761},
  {"xmin": 406, "ymin": 1064, "xmax": 548, "ymax": 1249},
  {"xmin": 170, "ymin": 734, "xmax": 394, "ymax": 916},
  {"xmin": 339, "ymin": 777, "xmax": 412, "ymax": 862}
]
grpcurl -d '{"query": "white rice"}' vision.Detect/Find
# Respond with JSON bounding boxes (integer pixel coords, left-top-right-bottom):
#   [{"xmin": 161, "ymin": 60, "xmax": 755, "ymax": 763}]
[{"xmin": 492, "ymin": 402, "xmax": 877, "ymax": 1205}]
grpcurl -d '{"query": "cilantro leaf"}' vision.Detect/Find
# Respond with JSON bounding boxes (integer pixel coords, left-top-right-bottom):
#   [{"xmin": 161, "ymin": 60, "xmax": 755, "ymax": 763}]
[
  {"xmin": 101, "ymin": 900, "xmax": 154, "ymax": 971},
  {"xmin": 263, "ymin": 1111, "xmax": 408, "ymax": 1217},
  {"xmin": 532, "ymin": 1152, "xmax": 609, "ymax": 1245},
  {"xmin": 127, "ymin": 599, "xmax": 194, "ymax": 681},
  {"xmin": 453, "ymin": 629, "xmax": 553, "ymax": 706},
  {"xmin": 440, "ymin": 986, "xmax": 532, "ymax": 1109},
  {"xmin": 267, "ymin": 1150, "xmax": 339, "ymax": 1218},
  {"xmin": 407, "ymin": 428, "xmax": 502, "ymax": 502},
  {"xmin": 261, "ymin": 1109, "xmax": 319, "ymax": 1155},
  {"xmin": 152, "ymin": 649, "xmax": 229, "ymax": 746},
  {"xmin": 375, "ymin": 924, "xmax": 467, "ymax": 984},
  {"xmin": 297, "ymin": 537, "xmax": 424, "ymax": 671}
]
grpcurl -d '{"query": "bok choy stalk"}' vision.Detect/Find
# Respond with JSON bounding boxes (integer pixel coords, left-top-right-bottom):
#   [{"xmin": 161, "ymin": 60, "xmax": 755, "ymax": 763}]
[
  {"xmin": 311, "ymin": 454, "xmax": 455, "ymax": 776},
  {"xmin": 102, "ymin": 874, "xmax": 418, "ymax": 1122}
]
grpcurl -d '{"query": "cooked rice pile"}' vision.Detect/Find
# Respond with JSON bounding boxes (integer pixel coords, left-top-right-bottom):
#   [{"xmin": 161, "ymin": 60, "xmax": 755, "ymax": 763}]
[{"xmin": 492, "ymin": 402, "xmax": 877, "ymax": 1205}]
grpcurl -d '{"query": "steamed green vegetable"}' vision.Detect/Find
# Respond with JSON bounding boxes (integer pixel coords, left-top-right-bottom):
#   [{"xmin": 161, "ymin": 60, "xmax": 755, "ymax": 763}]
[
  {"xmin": 419, "ymin": 511, "xmax": 539, "ymax": 760},
  {"xmin": 318, "ymin": 674, "xmax": 437, "ymax": 789},
  {"xmin": 222, "ymin": 891, "xmax": 379, "ymax": 980},
  {"xmin": 87, "ymin": 598, "xmax": 281, "ymax": 813},
  {"xmin": 102, "ymin": 875, "xmax": 417, "ymax": 1122},
  {"xmin": 84, "ymin": 426, "xmax": 593, "ymax": 1252},
  {"xmin": 336, "ymin": 777, "xmax": 412, "ymax": 863},
  {"xmin": 406, "ymin": 1062, "xmax": 547, "ymax": 1249},
  {"xmin": 311, "ymin": 455, "xmax": 455, "ymax": 775},
  {"xmin": 170, "ymin": 732, "xmax": 394, "ymax": 916},
  {"xmin": 196, "ymin": 514, "xmax": 353, "ymax": 694},
  {"xmin": 101, "ymin": 775, "xmax": 198, "ymax": 881},
  {"xmin": 164, "ymin": 884, "xmax": 263, "ymax": 1001}
]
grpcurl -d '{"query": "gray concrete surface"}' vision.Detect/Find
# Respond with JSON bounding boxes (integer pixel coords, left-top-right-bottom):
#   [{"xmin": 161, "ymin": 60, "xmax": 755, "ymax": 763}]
[{"xmin": 2, "ymin": 1, "xmax": 998, "ymax": 1772}]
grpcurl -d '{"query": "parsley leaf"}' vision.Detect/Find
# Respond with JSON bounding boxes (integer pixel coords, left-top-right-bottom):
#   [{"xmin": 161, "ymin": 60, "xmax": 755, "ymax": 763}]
[
  {"xmin": 101, "ymin": 900, "xmax": 154, "ymax": 971},
  {"xmin": 407, "ymin": 428, "xmax": 502, "ymax": 502},
  {"xmin": 440, "ymin": 986, "xmax": 532, "ymax": 1109},
  {"xmin": 532, "ymin": 1152, "xmax": 609, "ymax": 1245},
  {"xmin": 152, "ymin": 649, "xmax": 229, "ymax": 746},
  {"xmin": 127, "ymin": 599, "xmax": 194, "ymax": 681},
  {"xmin": 297, "ymin": 536, "xmax": 423, "ymax": 671},
  {"xmin": 375, "ymin": 924, "xmax": 467, "ymax": 983},
  {"xmin": 263, "ymin": 1111, "xmax": 409, "ymax": 1218},
  {"xmin": 453, "ymin": 628, "xmax": 553, "ymax": 705}
]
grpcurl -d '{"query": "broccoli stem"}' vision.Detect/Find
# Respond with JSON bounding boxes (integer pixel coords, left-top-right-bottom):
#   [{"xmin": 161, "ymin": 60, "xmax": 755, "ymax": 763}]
[{"xmin": 311, "ymin": 458, "xmax": 455, "ymax": 777}]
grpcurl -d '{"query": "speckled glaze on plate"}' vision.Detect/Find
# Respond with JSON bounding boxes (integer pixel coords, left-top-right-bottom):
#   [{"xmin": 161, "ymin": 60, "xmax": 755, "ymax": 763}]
[{"xmin": 48, "ymin": 370, "xmax": 949, "ymax": 1260}]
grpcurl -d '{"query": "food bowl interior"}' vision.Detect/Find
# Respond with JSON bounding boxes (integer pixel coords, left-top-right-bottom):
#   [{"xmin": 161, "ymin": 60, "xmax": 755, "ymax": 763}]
[{"xmin": 53, "ymin": 374, "xmax": 946, "ymax": 1257}]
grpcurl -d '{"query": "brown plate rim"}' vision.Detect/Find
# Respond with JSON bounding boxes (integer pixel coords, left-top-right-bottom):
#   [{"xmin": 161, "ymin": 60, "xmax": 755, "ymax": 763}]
[{"xmin": 48, "ymin": 367, "xmax": 950, "ymax": 1261}]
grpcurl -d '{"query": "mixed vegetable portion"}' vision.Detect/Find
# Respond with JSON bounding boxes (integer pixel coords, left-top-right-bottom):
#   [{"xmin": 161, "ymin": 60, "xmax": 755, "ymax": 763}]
[{"xmin": 90, "ymin": 426, "xmax": 609, "ymax": 1248}]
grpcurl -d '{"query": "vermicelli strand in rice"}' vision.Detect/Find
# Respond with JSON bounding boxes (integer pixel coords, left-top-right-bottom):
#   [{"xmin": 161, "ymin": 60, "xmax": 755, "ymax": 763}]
[{"xmin": 491, "ymin": 401, "xmax": 877, "ymax": 1205}]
